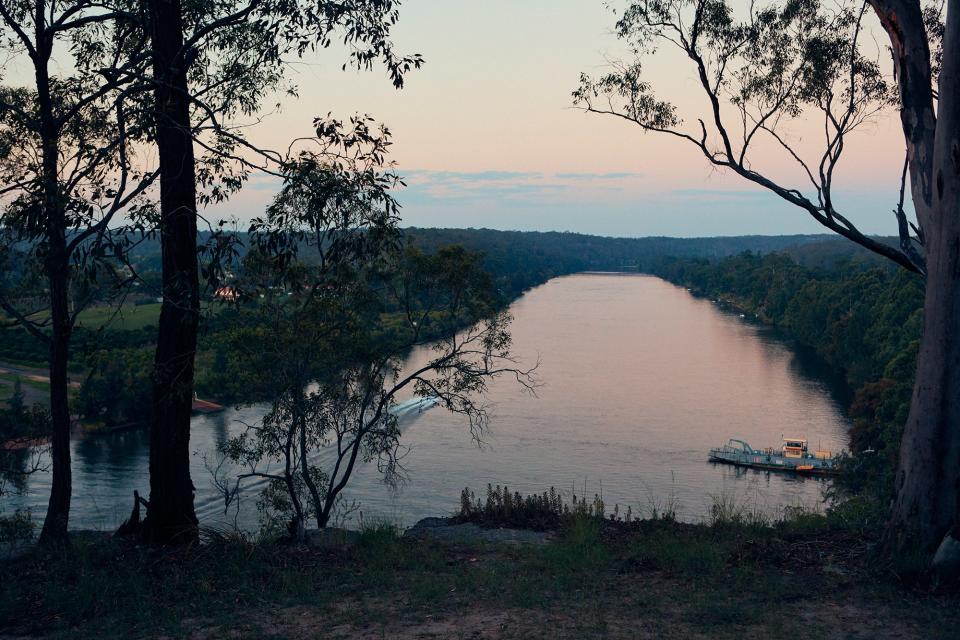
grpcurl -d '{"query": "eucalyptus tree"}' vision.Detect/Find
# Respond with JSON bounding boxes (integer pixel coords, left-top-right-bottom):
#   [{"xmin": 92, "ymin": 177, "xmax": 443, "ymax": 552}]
[
  {"xmin": 221, "ymin": 248, "xmax": 529, "ymax": 538},
  {"xmin": 214, "ymin": 138, "xmax": 534, "ymax": 536},
  {"xmin": 0, "ymin": 0, "xmax": 156, "ymax": 543},
  {"xmin": 135, "ymin": 0, "xmax": 421, "ymax": 543},
  {"xmin": 575, "ymin": 0, "xmax": 957, "ymax": 559}
]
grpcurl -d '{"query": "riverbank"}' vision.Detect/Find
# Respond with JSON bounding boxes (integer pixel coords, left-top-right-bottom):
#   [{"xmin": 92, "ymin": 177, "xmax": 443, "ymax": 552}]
[{"xmin": 2, "ymin": 513, "xmax": 957, "ymax": 640}]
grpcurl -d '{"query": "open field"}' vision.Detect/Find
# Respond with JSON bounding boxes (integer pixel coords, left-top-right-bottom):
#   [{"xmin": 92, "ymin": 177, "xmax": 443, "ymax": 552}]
[
  {"xmin": 0, "ymin": 302, "xmax": 162, "ymax": 334},
  {"xmin": 74, "ymin": 303, "xmax": 162, "ymax": 331},
  {"xmin": 2, "ymin": 517, "xmax": 957, "ymax": 640}
]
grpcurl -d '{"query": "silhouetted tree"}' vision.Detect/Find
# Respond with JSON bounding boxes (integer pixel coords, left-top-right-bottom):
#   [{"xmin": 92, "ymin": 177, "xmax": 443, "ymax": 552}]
[
  {"xmin": 136, "ymin": 0, "xmax": 421, "ymax": 543},
  {"xmin": 576, "ymin": 0, "xmax": 958, "ymax": 561},
  {"xmin": 0, "ymin": 0, "xmax": 155, "ymax": 543},
  {"xmin": 215, "ymin": 156, "xmax": 535, "ymax": 538}
]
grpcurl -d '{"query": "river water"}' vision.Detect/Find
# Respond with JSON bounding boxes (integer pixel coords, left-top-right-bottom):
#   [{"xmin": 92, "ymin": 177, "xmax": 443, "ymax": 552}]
[{"xmin": 6, "ymin": 274, "xmax": 851, "ymax": 531}]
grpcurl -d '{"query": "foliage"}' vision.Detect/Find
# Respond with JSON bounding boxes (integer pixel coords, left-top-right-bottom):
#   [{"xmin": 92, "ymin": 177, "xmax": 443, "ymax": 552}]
[
  {"xmin": 575, "ymin": 0, "xmax": 926, "ymax": 273},
  {"xmin": 0, "ymin": 378, "xmax": 49, "ymax": 524},
  {"xmin": 456, "ymin": 485, "xmax": 568, "ymax": 531},
  {"xmin": 404, "ymin": 228, "xmax": 841, "ymax": 299},
  {"xmin": 160, "ymin": 0, "xmax": 424, "ymax": 209},
  {"xmin": 208, "ymin": 148, "xmax": 536, "ymax": 538},
  {"xmin": 0, "ymin": 378, "xmax": 51, "ymax": 443},
  {"xmin": 0, "ymin": 508, "xmax": 33, "ymax": 543},
  {"xmin": 455, "ymin": 484, "xmax": 622, "ymax": 533},
  {"xmin": 219, "ymin": 243, "xmax": 532, "ymax": 537},
  {"xmin": 0, "ymin": 231, "xmax": 874, "ymax": 377},
  {"xmin": 77, "ymin": 349, "xmax": 153, "ymax": 427},
  {"xmin": 0, "ymin": 0, "xmax": 158, "ymax": 330}
]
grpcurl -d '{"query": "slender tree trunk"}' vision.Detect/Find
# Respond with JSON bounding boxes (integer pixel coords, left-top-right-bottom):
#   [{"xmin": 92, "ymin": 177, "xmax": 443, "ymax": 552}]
[
  {"xmin": 39, "ymin": 251, "xmax": 72, "ymax": 544},
  {"xmin": 35, "ymin": 29, "xmax": 72, "ymax": 545},
  {"xmin": 885, "ymin": 0, "xmax": 960, "ymax": 556},
  {"xmin": 282, "ymin": 422, "xmax": 306, "ymax": 540},
  {"xmin": 297, "ymin": 410, "xmax": 325, "ymax": 530},
  {"xmin": 141, "ymin": 0, "xmax": 200, "ymax": 544}
]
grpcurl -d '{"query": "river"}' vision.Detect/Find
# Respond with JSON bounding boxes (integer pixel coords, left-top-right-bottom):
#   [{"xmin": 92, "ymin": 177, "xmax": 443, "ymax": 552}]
[{"xmin": 6, "ymin": 273, "xmax": 851, "ymax": 531}]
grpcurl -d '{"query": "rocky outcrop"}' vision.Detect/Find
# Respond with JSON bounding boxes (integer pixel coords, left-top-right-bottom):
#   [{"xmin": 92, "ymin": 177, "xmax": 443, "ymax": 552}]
[{"xmin": 404, "ymin": 517, "xmax": 552, "ymax": 545}]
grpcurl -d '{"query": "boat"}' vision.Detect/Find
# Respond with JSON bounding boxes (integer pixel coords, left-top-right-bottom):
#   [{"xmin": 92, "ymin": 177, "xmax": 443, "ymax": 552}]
[{"xmin": 709, "ymin": 437, "xmax": 841, "ymax": 475}]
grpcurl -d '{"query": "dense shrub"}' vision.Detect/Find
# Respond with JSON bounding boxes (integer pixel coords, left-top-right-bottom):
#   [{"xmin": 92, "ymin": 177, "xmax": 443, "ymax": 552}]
[{"xmin": 454, "ymin": 485, "xmax": 621, "ymax": 532}]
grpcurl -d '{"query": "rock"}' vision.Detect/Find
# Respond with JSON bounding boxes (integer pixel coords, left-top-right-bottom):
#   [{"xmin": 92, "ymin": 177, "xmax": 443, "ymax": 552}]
[
  {"xmin": 404, "ymin": 517, "xmax": 551, "ymax": 545},
  {"xmin": 932, "ymin": 529, "xmax": 960, "ymax": 576},
  {"xmin": 407, "ymin": 517, "xmax": 453, "ymax": 531},
  {"xmin": 822, "ymin": 563, "xmax": 848, "ymax": 578},
  {"xmin": 304, "ymin": 527, "xmax": 360, "ymax": 549}
]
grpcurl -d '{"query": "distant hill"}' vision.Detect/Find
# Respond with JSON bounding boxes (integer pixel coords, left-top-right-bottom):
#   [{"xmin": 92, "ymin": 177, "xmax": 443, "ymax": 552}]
[
  {"xmin": 120, "ymin": 227, "xmax": 898, "ymax": 297},
  {"xmin": 780, "ymin": 236, "xmax": 902, "ymax": 269},
  {"xmin": 404, "ymin": 228, "xmax": 835, "ymax": 264},
  {"xmin": 401, "ymin": 228, "xmax": 842, "ymax": 297}
]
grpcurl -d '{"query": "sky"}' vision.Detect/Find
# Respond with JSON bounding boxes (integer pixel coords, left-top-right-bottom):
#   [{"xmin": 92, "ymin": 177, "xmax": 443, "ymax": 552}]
[{"xmin": 208, "ymin": 0, "xmax": 911, "ymax": 239}]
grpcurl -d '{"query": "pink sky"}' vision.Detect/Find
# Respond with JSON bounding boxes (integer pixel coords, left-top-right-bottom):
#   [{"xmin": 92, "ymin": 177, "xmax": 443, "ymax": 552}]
[{"xmin": 210, "ymin": 0, "xmax": 910, "ymax": 238}]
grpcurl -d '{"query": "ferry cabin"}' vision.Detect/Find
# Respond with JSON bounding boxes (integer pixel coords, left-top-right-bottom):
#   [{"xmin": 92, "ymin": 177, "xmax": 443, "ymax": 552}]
[{"xmin": 782, "ymin": 438, "xmax": 807, "ymax": 458}]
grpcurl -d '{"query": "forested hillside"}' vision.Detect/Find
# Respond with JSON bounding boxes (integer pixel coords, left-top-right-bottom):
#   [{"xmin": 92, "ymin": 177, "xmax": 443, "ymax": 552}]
[
  {"xmin": 402, "ymin": 228, "xmax": 838, "ymax": 297},
  {"xmin": 118, "ymin": 228, "xmax": 837, "ymax": 296}
]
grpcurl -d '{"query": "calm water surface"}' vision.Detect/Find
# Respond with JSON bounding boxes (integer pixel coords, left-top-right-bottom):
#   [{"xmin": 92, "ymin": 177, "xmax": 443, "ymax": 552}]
[{"xmin": 9, "ymin": 274, "xmax": 851, "ymax": 530}]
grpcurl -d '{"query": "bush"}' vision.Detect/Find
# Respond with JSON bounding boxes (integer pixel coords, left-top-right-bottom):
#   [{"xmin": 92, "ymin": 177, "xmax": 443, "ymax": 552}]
[
  {"xmin": 0, "ymin": 509, "xmax": 33, "ymax": 543},
  {"xmin": 455, "ymin": 484, "xmax": 617, "ymax": 532},
  {"xmin": 77, "ymin": 349, "xmax": 153, "ymax": 426},
  {"xmin": 708, "ymin": 491, "xmax": 770, "ymax": 529}
]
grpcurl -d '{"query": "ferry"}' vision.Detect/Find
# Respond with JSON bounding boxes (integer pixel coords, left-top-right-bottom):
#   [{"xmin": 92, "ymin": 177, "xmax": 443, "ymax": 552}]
[{"xmin": 709, "ymin": 437, "xmax": 841, "ymax": 475}]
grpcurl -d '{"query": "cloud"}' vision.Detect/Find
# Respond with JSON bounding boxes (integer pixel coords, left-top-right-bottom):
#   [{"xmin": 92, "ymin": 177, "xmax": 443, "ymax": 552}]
[
  {"xmin": 241, "ymin": 171, "xmax": 284, "ymax": 191},
  {"xmin": 671, "ymin": 188, "xmax": 771, "ymax": 199},
  {"xmin": 398, "ymin": 169, "xmax": 644, "ymax": 204},
  {"xmin": 554, "ymin": 171, "xmax": 643, "ymax": 180},
  {"xmin": 403, "ymin": 170, "xmax": 544, "ymax": 183}
]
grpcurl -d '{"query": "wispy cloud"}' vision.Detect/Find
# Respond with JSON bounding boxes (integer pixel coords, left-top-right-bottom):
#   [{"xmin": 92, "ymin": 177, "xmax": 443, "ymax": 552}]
[
  {"xmin": 555, "ymin": 171, "xmax": 643, "ymax": 180},
  {"xmin": 232, "ymin": 171, "xmax": 285, "ymax": 192},
  {"xmin": 672, "ymin": 188, "xmax": 772, "ymax": 199},
  {"xmin": 399, "ymin": 169, "xmax": 644, "ymax": 204},
  {"xmin": 403, "ymin": 170, "xmax": 544, "ymax": 183}
]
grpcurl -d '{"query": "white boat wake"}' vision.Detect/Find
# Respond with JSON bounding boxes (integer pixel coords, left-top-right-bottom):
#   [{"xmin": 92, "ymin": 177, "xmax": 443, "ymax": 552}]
[{"xmin": 193, "ymin": 395, "xmax": 440, "ymax": 522}]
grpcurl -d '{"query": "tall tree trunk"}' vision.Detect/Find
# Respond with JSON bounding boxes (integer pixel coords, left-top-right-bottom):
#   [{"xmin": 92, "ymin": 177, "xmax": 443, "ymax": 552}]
[
  {"xmin": 35, "ymin": 28, "xmax": 72, "ymax": 546},
  {"xmin": 885, "ymin": 0, "xmax": 960, "ymax": 556},
  {"xmin": 39, "ymin": 248, "xmax": 72, "ymax": 544},
  {"xmin": 887, "ymin": 224, "xmax": 960, "ymax": 553},
  {"xmin": 142, "ymin": 0, "xmax": 200, "ymax": 544}
]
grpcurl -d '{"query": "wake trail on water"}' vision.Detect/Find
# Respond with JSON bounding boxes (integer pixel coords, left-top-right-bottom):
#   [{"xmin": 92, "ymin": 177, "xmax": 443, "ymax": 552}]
[{"xmin": 193, "ymin": 395, "xmax": 440, "ymax": 522}]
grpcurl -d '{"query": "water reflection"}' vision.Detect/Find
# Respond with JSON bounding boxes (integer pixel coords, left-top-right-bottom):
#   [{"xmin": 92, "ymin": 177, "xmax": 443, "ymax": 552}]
[{"xmin": 6, "ymin": 274, "xmax": 851, "ymax": 531}]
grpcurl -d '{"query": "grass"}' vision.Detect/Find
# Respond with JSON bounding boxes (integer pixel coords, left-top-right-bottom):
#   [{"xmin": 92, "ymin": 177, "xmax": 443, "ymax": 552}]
[
  {"xmin": 629, "ymin": 527, "xmax": 728, "ymax": 574},
  {"xmin": 74, "ymin": 303, "xmax": 162, "ymax": 331},
  {"xmin": 0, "ymin": 302, "xmax": 162, "ymax": 334},
  {"xmin": 0, "ymin": 372, "xmax": 50, "ymax": 408},
  {"xmin": 0, "ymin": 372, "xmax": 50, "ymax": 392},
  {"xmin": 2, "ymin": 510, "xmax": 958, "ymax": 639}
]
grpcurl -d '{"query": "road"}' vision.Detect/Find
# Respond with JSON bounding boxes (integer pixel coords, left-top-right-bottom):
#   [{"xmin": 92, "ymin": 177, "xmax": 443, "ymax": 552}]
[{"xmin": 0, "ymin": 361, "xmax": 80, "ymax": 388}]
